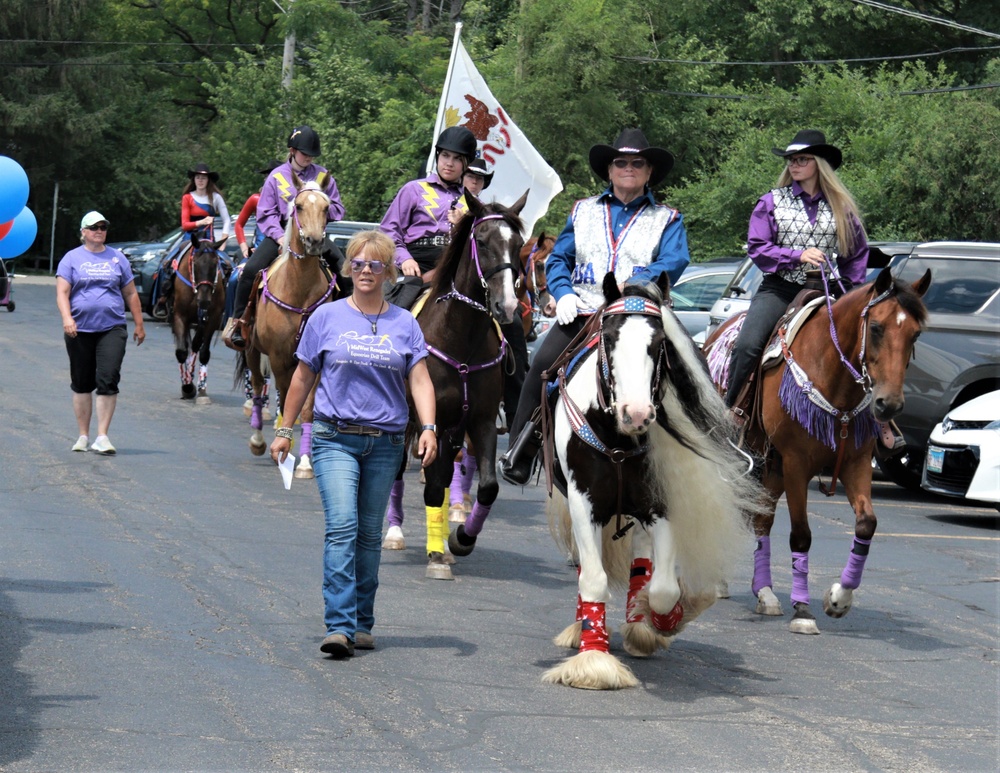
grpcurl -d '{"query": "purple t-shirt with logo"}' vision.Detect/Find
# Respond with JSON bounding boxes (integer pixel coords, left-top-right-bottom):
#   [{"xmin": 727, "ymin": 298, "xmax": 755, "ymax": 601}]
[
  {"xmin": 295, "ymin": 298, "xmax": 428, "ymax": 432},
  {"xmin": 56, "ymin": 246, "xmax": 135, "ymax": 332}
]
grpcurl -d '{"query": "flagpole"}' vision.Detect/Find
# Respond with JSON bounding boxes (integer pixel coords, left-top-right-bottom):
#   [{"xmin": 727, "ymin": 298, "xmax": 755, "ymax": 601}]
[{"xmin": 426, "ymin": 21, "xmax": 464, "ymax": 176}]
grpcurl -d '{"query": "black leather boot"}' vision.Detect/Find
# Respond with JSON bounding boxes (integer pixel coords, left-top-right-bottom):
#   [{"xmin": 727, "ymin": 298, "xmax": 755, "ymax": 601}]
[{"xmin": 498, "ymin": 419, "xmax": 541, "ymax": 485}]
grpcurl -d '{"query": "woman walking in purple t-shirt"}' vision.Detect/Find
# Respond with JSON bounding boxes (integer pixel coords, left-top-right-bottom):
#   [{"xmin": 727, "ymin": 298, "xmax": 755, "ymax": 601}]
[
  {"xmin": 270, "ymin": 230, "xmax": 438, "ymax": 660},
  {"xmin": 56, "ymin": 211, "xmax": 146, "ymax": 454}
]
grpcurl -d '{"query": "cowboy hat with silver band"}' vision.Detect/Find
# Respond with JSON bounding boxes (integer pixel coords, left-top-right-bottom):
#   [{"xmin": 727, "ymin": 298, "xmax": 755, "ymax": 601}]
[
  {"xmin": 465, "ymin": 158, "xmax": 494, "ymax": 189},
  {"xmin": 771, "ymin": 129, "xmax": 843, "ymax": 170},
  {"xmin": 588, "ymin": 128, "xmax": 675, "ymax": 189}
]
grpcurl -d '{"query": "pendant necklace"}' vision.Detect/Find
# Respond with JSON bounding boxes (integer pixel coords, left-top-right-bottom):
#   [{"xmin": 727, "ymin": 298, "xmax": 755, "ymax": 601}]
[{"xmin": 353, "ymin": 297, "xmax": 384, "ymax": 334}]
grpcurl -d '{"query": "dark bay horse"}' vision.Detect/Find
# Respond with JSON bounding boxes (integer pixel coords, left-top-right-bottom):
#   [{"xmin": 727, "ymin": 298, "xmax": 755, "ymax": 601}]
[
  {"xmin": 409, "ymin": 193, "xmax": 527, "ymax": 580},
  {"xmin": 235, "ymin": 180, "xmax": 337, "ymax": 478},
  {"xmin": 703, "ymin": 267, "xmax": 931, "ymax": 634},
  {"xmin": 172, "ymin": 234, "xmax": 226, "ymax": 404},
  {"xmin": 543, "ymin": 274, "xmax": 754, "ymax": 690},
  {"xmin": 518, "ymin": 232, "xmax": 555, "ymax": 340}
]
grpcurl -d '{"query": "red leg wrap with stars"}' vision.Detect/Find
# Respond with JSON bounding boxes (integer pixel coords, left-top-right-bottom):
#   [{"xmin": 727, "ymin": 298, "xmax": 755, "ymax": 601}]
[{"xmin": 579, "ymin": 601, "xmax": 609, "ymax": 653}]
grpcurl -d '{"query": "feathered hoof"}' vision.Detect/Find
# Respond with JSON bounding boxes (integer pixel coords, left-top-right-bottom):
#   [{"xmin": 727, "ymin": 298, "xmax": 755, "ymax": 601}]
[
  {"xmin": 553, "ymin": 620, "xmax": 581, "ymax": 650},
  {"xmin": 293, "ymin": 456, "xmax": 314, "ymax": 479},
  {"xmin": 669, "ymin": 588, "xmax": 718, "ymax": 636},
  {"xmin": 382, "ymin": 525, "xmax": 405, "ymax": 550},
  {"xmin": 541, "ymin": 650, "xmax": 639, "ymax": 690},
  {"xmin": 823, "ymin": 583, "xmax": 853, "ymax": 618},
  {"xmin": 789, "ymin": 602, "xmax": 820, "ymax": 635},
  {"xmin": 448, "ymin": 502, "xmax": 467, "ymax": 523},
  {"xmin": 755, "ymin": 587, "xmax": 783, "ymax": 616},
  {"xmin": 195, "ymin": 389, "xmax": 211, "ymax": 406},
  {"xmin": 716, "ymin": 580, "xmax": 730, "ymax": 599},
  {"xmin": 181, "ymin": 383, "xmax": 196, "ymax": 400},
  {"xmin": 425, "ymin": 552, "xmax": 454, "ymax": 580},
  {"xmin": 621, "ymin": 621, "xmax": 664, "ymax": 658},
  {"xmin": 447, "ymin": 525, "xmax": 476, "ymax": 557}
]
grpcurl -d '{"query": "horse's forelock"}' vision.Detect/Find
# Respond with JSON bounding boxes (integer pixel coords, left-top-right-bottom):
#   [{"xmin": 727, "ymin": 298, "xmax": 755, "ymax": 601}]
[
  {"xmin": 621, "ymin": 281, "xmax": 664, "ymax": 306},
  {"xmin": 892, "ymin": 278, "xmax": 928, "ymax": 326}
]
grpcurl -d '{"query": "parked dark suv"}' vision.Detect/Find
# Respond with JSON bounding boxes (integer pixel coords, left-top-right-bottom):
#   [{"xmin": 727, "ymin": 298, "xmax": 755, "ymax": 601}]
[{"xmin": 877, "ymin": 241, "xmax": 1000, "ymax": 490}]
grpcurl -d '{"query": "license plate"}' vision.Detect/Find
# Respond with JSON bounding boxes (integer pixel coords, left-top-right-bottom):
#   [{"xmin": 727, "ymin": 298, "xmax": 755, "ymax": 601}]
[{"xmin": 926, "ymin": 446, "xmax": 945, "ymax": 474}]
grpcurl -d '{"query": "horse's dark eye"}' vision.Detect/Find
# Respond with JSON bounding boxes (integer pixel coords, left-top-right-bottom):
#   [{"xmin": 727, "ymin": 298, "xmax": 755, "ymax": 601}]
[{"xmin": 869, "ymin": 321, "xmax": 884, "ymax": 348}]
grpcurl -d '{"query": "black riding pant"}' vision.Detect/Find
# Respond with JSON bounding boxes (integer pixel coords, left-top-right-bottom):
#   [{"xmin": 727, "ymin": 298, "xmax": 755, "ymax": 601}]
[
  {"xmin": 233, "ymin": 237, "xmax": 280, "ymax": 319},
  {"xmin": 507, "ymin": 316, "xmax": 587, "ymax": 445},
  {"xmin": 724, "ymin": 275, "xmax": 802, "ymax": 406},
  {"xmin": 499, "ymin": 319, "xmax": 528, "ymax": 428}
]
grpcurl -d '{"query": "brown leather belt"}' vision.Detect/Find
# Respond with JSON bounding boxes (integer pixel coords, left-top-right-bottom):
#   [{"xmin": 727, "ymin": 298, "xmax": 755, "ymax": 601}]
[{"xmin": 336, "ymin": 423, "xmax": 383, "ymax": 437}]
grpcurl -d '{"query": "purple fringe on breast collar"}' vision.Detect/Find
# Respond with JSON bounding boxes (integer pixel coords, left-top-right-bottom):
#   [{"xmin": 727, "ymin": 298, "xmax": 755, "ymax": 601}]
[{"xmin": 778, "ymin": 367, "xmax": 880, "ymax": 451}]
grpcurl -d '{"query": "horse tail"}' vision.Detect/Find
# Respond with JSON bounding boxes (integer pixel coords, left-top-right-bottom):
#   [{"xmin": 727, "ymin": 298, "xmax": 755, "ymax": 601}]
[
  {"xmin": 233, "ymin": 348, "xmax": 248, "ymax": 391},
  {"xmin": 647, "ymin": 307, "xmax": 767, "ymax": 596},
  {"xmin": 545, "ymin": 490, "xmax": 635, "ymax": 593}
]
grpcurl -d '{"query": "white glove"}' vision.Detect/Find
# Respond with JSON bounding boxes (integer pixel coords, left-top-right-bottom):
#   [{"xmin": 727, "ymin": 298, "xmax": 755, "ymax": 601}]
[{"xmin": 556, "ymin": 293, "xmax": 583, "ymax": 325}]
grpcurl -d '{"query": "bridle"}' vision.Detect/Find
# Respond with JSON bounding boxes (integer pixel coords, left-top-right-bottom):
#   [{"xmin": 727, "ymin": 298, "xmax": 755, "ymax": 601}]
[
  {"xmin": 285, "ymin": 185, "xmax": 330, "ymax": 260},
  {"xmin": 596, "ymin": 296, "xmax": 669, "ymax": 416}
]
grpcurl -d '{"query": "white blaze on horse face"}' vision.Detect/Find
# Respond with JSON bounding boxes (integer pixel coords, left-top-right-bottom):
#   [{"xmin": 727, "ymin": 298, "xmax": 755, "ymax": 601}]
[
  {"xmin": 896, "ymin": 310, "xmax": 908, "ymax": 327},
  {"xmin": 494, "ymin": 223, "xmax": 520, "ymax": 322},
  {"xmin": 611, "ymin": 316, "xmax": 658, "ymax": 435}
]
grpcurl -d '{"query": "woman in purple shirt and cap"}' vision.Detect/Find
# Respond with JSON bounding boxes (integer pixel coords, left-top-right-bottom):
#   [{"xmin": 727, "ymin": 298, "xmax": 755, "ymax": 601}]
[{"xmin": 725, "ymin": 129, "xmax": 869, "ymax": 408}]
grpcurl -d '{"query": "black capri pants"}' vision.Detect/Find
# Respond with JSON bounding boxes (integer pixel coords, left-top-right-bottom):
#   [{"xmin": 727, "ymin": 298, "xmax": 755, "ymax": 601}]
[{"xmin": 65, "ymin": 326, "xmax": 128, "ymax": 395}]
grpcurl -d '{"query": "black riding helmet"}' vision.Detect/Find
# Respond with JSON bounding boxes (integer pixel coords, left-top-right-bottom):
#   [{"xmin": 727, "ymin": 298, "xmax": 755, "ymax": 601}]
[
  {"xmin": 435, "ymin": 126, "xmax": 477, "ymax": 164},
  {"xmin": 288, "ymin": 125, "xmax": 321, "ymax": 157}
]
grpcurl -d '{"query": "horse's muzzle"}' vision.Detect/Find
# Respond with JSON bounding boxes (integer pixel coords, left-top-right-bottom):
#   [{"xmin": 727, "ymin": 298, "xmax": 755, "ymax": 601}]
[
  {"xmin": 617, "ymin": 402, "xmax": 656, "ymax": 434},
  {"xmin": 872, "ymin": 393, "xmax": 904, "ymax": 422}
]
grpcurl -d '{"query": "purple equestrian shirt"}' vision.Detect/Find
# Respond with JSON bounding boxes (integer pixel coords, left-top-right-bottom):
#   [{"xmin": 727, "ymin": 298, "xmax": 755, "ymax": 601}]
[
  {"xmin": 295, "ymin": 299, "xmax": 428, "ymax": 433},
  {"xmin": 380, "ymin": 173, "xmax": 464, "ymax": 267},
  {"xmin": 56, "ymin": 246, "xmax": 135, "ymax": 332},
  {"xmin": 255, "ymin": 161, "xmax": 344, "ymax": 243},
  {"xmin": 746, "ymin": 181, "xmax": 868, "ymax": 284}
]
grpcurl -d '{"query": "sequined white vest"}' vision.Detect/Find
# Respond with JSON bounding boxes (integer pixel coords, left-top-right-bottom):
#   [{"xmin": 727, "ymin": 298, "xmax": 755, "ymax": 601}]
[
  {"xmin": 570, "ymin": 196, "xmax": 678, "ymax": 309},
  {"xmin": 771, "ymin": 186, "xmax": 837, "ymax": 285}
]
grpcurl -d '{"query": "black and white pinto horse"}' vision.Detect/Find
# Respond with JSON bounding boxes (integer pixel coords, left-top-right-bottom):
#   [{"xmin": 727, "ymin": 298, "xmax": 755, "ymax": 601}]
[{"xmin": 543, "ymin": 273, "xmax": 758, "ymax": 690}]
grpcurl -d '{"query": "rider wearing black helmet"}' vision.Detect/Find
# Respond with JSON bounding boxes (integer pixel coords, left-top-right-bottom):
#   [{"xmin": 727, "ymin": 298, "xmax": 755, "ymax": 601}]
[
  {"xmin": 380, "ymin": 125, "xmax": 477, "ymax": 292},
  {"xmin": 225, "ymin": 125, "xmax": 344, "ymax": 349}
]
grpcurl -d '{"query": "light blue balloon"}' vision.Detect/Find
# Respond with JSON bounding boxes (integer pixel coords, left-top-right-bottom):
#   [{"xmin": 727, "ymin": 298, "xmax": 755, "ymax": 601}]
[
  {"xmin": 0, "ymin": 207, "xmax": 38, "ymax": 258},
  {"xmin": 0, "ymin": 156, "xmax": 30, "ymax": 222}
]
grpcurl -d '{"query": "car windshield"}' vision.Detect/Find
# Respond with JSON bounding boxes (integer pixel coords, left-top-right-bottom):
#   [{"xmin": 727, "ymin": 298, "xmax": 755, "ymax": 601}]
[
  {"xmin": 673, "ymin": 272, "xmax": 735, "ymax": 311},
  {"xmin": 895, "ymin": 257, "xmax": 1000, "ymax": 315}
]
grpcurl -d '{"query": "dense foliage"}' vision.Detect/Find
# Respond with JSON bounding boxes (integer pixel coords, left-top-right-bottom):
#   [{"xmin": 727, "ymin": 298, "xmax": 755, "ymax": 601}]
[{"xmin": 2, "ymin": 0, "xmax": 997, "ymax": 262}]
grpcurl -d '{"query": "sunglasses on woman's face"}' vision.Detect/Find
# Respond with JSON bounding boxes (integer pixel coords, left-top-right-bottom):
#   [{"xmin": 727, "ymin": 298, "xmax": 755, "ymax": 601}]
[
  {"xmin": 350, "ymin": 259, "xmax": 385, "ymax": 274},
  {"xmin": 612, "ymin": 157, "xmax": 648, "ymax": 170},
  {"xmin": 85, "ymin": 224, "xmax": 109, "ymax": 231}
]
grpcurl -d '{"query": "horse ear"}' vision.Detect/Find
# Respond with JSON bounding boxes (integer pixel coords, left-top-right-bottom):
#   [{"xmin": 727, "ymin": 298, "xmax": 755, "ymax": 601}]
[
  {"xmin": 510, "ymin": 189, "xmax": 530, "ymax": 215},
  {"xmin": 873, "ymin": 266, "xmax": 894, "ymax": 295},
  {"xmin": 290, "ymin": 170, "xmax": 303, "ymax": 193},
  {"xmin": 191, "ymin": 233, "xmax": 201, "ymax": 250},
  {"xmin": 912, "ymin": 268, "xmax": 932, "ymax": 298},
  {"xmin": 214, "ymin": 236, "xmax": 227, "ymax": 250},
  {"xmin": 603, "ymin": 272, "xmax": 621, "ymax": 304},
  {"xmin": 655, "ymin": 270, "xmax": 671, "ymax": 300}
]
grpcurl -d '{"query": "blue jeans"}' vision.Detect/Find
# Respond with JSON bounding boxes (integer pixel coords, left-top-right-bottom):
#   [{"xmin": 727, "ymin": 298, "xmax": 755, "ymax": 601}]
[{"xmin": 311, "ymin": 421, "xmax": 405, "ymax": 640}]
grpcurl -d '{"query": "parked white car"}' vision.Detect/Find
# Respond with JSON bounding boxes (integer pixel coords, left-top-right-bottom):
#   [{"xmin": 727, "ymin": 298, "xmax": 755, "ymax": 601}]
[{"xmin": 921, "ymin": 390, "xmax": 1000, "ymax": 507}]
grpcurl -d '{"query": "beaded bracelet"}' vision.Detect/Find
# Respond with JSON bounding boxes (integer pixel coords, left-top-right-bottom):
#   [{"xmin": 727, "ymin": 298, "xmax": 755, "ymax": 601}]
[{"xmin": 274, "ymin": 426, "xmax": 294, "ymax": 440}]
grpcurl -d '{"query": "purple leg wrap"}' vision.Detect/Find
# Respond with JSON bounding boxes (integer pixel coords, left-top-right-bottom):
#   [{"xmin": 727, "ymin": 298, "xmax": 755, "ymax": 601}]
[
  {"xmin": 300, "ymin": 422, "xmax": 312, "ymax": 459},
  {"xmin": 449, "ymin": 460, "xmax": 464, "ymax": 507},
  {"xmin": 386, "ymin": 480, "xmax": 404, "ymax": 527},
  {"xmin": 791, "ymin": 551, "xmax": 810, "ymax": 605},
  {"xmin": 751, "ymin": 536, "xmax": 773, "ymax": 595},
  {"xmin": 839, "ymin": 537, "xmax": 872, "ymax": 590},
  {"xmin": 460, "ymin": 454, "xmax": 477, "ymax": 496},
  {"xmin": 464, "ymin": 500, "xmax": 492, "ymax": 538},
  {"xmin": 250, "ymin": 396, "xmax": 264, "ymax": 431}
]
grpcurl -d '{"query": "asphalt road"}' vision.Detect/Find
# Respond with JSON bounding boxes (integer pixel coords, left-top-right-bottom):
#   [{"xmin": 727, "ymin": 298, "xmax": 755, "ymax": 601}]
[{"xmin": 1, "ymin": 279, "xmax": 998, "ymax": 772}]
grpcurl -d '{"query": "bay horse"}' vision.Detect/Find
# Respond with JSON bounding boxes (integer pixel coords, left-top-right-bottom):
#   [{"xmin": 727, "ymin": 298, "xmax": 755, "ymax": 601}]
[
  {"xmin": 234, "ymin": 179, "xmax": 337, "ymax": 479},
  {"xmin": 396, "ymin": 193, "xmax": 527, "ymax": 580},
  {"xmin": 702, "ymin": 267, "xmax": 931, "ymax": 634},
  {"xmin": 172, "ymin": 234, "xmax": 226, "ymax": 404},
  {"xmin": 518, "ymin": 232, "xmax": 555, "ymax": 340},
  {"xmin": 542, "ymin": 273, "xmax": 755, "ymax": 690}
]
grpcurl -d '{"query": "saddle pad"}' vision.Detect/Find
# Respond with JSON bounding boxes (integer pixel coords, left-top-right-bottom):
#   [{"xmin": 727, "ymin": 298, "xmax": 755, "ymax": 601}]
[{"xmin": 762, "ymin": 295, "xmax": 826, "ymax": 367}]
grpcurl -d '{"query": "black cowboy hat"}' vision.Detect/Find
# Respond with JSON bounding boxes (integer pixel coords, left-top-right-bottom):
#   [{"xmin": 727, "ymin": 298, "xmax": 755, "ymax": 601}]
[
  {"xmin": 771, "ymin": 129, "xmax": 843, "ymax": 170},
  {"xmin": 187, "ymin": 163, "xmax": 220, "ymax": 182},
  {"xmin": 466, "ymin": 158, "xmax": 494, "ymax": 189},
  {"xmin": 589, "ymin": 128, "xmax": 674, "ymax": 188},
  {"xmin": 257, "ymin": 160, "xmax": 281, "ymax": 175}
]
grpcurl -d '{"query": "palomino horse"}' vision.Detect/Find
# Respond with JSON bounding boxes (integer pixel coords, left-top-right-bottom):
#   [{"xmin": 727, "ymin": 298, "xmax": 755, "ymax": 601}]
[
  {"xmin": 703, "ymin": 267, "xmax": 930, "ymax": 635},
  {"xmin": 171, "ymin": 234, "xmax": 226, "ymax": 404},
  {"xmin": 235, "ymin": 180, "xmax": 338, "ymax": 479},
  {"xmin": 542, "ymin": 274, "xmax": 754, "ymax": 690},
  {"xmin": 518, "ymin": 232, "xmax": 555, "ymax": 340},
  {"xmin": 400, "ymin": 194, "xmax": 527, "ymax": 580}
]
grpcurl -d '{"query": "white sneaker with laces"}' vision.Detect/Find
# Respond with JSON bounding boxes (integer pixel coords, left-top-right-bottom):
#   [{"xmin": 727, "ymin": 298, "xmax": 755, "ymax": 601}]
[
  {"xmin": 72, "ymin": 435, "xmax": 89, "ymax": 452},
  {"xmin": 91, "ymin": 436, "xmax": 117, "ymax": 455}
]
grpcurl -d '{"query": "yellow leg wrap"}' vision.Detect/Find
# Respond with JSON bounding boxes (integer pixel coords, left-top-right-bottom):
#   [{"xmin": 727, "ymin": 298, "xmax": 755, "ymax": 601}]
[{"xmin": 426, "ymin": 487, "xmax": 449, "ymax": 554}]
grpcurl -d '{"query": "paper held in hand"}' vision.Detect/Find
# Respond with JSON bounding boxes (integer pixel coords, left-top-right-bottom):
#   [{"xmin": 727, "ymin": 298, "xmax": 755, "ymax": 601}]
[{"xmin": 278, "ymin": 453, "xmax": 296, "ymax": 490}]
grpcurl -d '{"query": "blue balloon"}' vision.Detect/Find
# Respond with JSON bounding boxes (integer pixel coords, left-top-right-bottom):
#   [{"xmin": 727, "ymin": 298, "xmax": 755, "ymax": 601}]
[
  {"xmin": 0, "ymin": 156, "xmax": 30, "ymax": 223},
  {"xmin": 0, "ymin": 207, "xmax": 38, "ymax": 258}
]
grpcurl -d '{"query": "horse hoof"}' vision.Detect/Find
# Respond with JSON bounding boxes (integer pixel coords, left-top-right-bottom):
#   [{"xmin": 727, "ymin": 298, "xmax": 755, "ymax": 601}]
[
  {"xmin": 447, "ymin": 525, "xmax": 476, "ymax": 557},
  {"xmin": 448, "ymin": 503, "xmax": 467, "ymax": 523},
  {"xmin": 382, "ymin": 525, "xmax": 405, "ymax": 550},
  {"xmin": 755, "ymin": 587, "xmax": 783, "ymax": 616},
  {"xmin": 195, "ymin": 391, "xmax": 211, "ymax": 406},
  {"xmin": 789, "ymin": 603, "xmax": 820, "ymax": 635},
  {"xmin": 425, "ymin": 552, "xmax": 454, "ymax": 580},
  {"xmin": 442, "ymin": 546, "xmax": 456, "ymax": 565},
  {"xmin": 249, "ymin": 433, "xmax": 266, "ymax": 457},
  {"xmin": 716, "ymin": 580, "xmax": 730, "ymax": 599},
  {"xmin": 541, "ymin": 650, "xmax": 638, "ymax": 690},
  {"xmin": 620, "ymin": 621, "xmax": 662, "ymax": 658},
  {"xmin": 181, "ymin": 383, "xmax": 195, "ymax": 399},
  {"xmin": 243, "ymin": 399, "xmax": 253, "ymax": 417},
  {"xmin": 262, "ymin": 407, "xmax": 272, "ymax": 422},
  {"xmin": 823, "ymin": 583, "xmax": 853, "ymax": 618},
  {"xmin": 293, "ymin": 456, "xmax": 314, "ymax": 480}
]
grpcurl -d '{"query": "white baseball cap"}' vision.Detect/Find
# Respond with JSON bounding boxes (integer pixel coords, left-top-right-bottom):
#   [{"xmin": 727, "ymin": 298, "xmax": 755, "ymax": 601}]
[{"xmin": 80, "ymin": 211, "xmax": 110, "ymax": 229}]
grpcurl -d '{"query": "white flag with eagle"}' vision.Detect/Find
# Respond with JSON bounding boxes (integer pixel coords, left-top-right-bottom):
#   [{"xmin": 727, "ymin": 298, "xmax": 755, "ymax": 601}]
[{"xmin": 428, "ymin": 28, "xmax": 563, "ymax": 236}]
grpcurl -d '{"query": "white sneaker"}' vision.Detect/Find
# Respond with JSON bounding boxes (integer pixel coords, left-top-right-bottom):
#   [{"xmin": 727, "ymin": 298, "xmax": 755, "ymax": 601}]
[
  {"xmin": 71, "ymin": 435, "xmax": 89, "ymax": 452},
  {"xmin": 91, "ymin": 436, "xmax": 117, "ymax": 455}
]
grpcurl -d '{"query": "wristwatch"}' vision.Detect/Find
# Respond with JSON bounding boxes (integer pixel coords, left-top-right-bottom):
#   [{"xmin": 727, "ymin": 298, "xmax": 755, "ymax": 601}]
[{"xmin": 421, "ymin": 424, "xmax": 437, "ymax": 435}]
